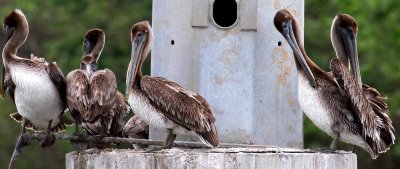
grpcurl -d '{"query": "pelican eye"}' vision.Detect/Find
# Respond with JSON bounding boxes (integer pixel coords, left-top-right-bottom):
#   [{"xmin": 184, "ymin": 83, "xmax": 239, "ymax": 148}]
[{"xmin": 348, "ymin": 27, "xmax": 353, "ymax": 34}]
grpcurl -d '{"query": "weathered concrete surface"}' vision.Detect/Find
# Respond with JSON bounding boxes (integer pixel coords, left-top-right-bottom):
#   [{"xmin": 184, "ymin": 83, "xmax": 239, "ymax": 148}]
[{"xmin": 66, "ymin": 148, "xmax": 357, "ymax": 169}]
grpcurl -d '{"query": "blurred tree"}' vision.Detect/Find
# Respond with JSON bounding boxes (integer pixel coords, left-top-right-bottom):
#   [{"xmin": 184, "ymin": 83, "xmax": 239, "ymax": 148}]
[{"xmin": 0, "ymin": 0, "xmax": 151, "ymax": 168}]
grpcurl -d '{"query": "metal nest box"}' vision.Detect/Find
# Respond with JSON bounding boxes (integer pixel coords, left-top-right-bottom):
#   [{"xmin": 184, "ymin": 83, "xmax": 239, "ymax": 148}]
[{"xmin": 151, "ymin": 0, "xmax": 304, "ymax": 148}]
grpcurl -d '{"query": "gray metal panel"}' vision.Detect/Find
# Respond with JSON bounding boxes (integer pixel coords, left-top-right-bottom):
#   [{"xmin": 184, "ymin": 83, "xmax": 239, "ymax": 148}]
[
  {"xmin": 240, "ymin": 0, "xmax": 258, "ymax": 30},
  {"xmin": 151, "ymin": 0, "xmax": 304, "ymax": 148},
  {"xmin": 193, "ymin": 27, "xmax": 256, "ymax": 144},
  {"xmin": 151, "ymin": 0, "xmax": 197, "ymax": 141},
  {"xmin": 253, "ymin": 3, "xmax": 304, "ymax": 147},
  {"xmin": 191, "ymin": 0, "xmax": 209, "ymax": 27}
]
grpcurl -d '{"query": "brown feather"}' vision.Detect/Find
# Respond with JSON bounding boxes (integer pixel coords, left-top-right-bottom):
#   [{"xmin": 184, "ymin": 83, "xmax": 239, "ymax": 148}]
[
  {"xmin": 66, "ymin": 70, "xmax": 90, "ymax": 116},
  {"xmin": 123, "ymin": 115, "xmax": 149, "ymax": 139},
  {"xmin": 81, "ymin": 92, "xmax": 129, "ymax": 137},
  {"xmin": 140, "ymin": 76, "xmax": 219, "ymax": 147},
  {"xmin": 88, "ymin": 69, "xmax": 117, "ymax": 120},
  {"xmin": 109, "ymin": 92, "xmax": 130, "ymax": 137},
  {"xmin": 81, "ymin": 116, "xmax": 104, "ymax": 135},
  {"xmin": 10, "ymin": 112, "xmax": 72, "ymax": 133},
  {"xmin": 2, "ymin": 71, "xmax": 15, "ymax": 103},
  {"xmin": 47, "ymin": 62, "xmax": 67, "ymax": 108},
  {"xmin": 330, "ymin": 59, "xmax": 394, "ymax": 156}
]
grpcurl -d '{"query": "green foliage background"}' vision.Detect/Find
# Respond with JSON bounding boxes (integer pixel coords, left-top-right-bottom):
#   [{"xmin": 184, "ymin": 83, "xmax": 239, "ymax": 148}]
[{"xmin": 0, "ymin": 0, "xmax": 398, "ymax": 168}]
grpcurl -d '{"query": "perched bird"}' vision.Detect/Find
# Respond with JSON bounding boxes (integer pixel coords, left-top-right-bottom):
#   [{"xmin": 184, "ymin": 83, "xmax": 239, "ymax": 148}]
[
  {"xmin": 123, "ymin": 115, "xmax": 149, "ymax": 149},
  {"xmin": 273, "ymin": 9, "xmax": 394, "ymax": 159},
  {"xmin": 125, "ymin": 21, "xmax": 219, "ymax": 150},
  {"xmin": 329, "ymin": 14, "xmax": 394, "ymax": 156},
  {"xmin": 66, "ymin": 29, "xmax": 129, "ymax": 140},
  {"xmin": 2, "ymin": 9, "xmax": 72, "ymax": 147}
]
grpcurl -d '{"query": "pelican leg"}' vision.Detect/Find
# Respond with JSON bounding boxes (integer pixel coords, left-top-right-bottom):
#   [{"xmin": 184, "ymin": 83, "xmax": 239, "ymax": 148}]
[
  {"xmin": 100, "ymin": 116, "xmax": 108, "ymax": 137},
  {"xmin": 69, "ymin": 110, "xmax": 89, "ymax": 151},
  {"xmin": 352, "ymin": 146, "xmax": 357, "ymax": 153},
  {"xmin": 73, "ymin": 122, "xmax": 80, "ymax": 136},
  {"xmin": 92, "ymin": 117, "xmax": 108, "ymax": 144},
  {"xmin": 329, "ymin": 132, "xmax": 340, "ymax": 150},
  {"xmin": 314, "ymin": 132, "xmax": 340, "ymax": 153},
  {"xmin": 70, "ymin": 110, "xmax": 81, "ymax": 136},
  {"xmin": 145, "ymin": 129, "xmax": 176, "ymax": 152},
  {"xmin": 164, "ymin": 129, "xmax": 177, "ymax": 149},
  {"xmin": 21, "ymin": 118, "xmax": 26, "ymax": 134},
  {"xmin": 40, "ymin": 120, "xmax": 55, "ymax": 147}
]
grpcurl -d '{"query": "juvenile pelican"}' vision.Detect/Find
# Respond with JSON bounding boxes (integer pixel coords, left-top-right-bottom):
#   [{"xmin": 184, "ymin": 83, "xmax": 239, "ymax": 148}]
[
  {"xmin": 274, "ymin": 9, "xmax": 394, "ymax": 159},
  {"xmin": 66, "ymin": 29, "xmax": 129, "ymax": 139},
  {"xmin": 2, "ymin": 9, "xmax": 72, "ymax": 147},
  {"xmin": 125, "ymin": 21, "xmax": 219, "ymax": 150},
  {"xmin": 330, "ymin": 14, "xmax": 394, "ymax": 155}
]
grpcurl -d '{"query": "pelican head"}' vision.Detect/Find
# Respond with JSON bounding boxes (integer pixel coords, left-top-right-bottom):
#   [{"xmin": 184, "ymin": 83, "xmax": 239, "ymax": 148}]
[
  {"xmin": 274, "ymin": 9, "xmax": 317, "ymax": 87},
  {"xmin": 80, "ymin": 28, "xmax": 105, "ymax": 77},
  {"xmin": 2, "ymin": 9, "xmax": 29, "ymax": 97},
  {"xmin": 3, "ymin": 9, "xmax": 29, "ymax": 55},
  {"xmin": 83, "ymin": 28, "xmax": 105, "ymax": 61},
  {"xmin": 125, "ymin": 21, "xmax": 153, "ymax": 96},
  {"xmin": 331, "ymin": 14, "xmax": 360, "ymax": 83},
  {"xmin": 80, "ymin": 55, "xmax": 97, "ymax": 76}
]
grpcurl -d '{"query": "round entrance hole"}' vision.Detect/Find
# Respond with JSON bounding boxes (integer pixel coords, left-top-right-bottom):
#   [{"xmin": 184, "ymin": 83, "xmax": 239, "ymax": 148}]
[{"xmin": 212, "ymin": 0, "xmax": 237, "ymax": 28}]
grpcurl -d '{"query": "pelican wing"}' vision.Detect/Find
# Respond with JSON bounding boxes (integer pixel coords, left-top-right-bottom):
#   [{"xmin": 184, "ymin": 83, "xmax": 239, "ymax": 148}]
[
  {"xmin": 109, "ymin": 91, "xmax": 130, "ymax": 137},
  {"xmin": 47, "ymin": 62, "xmax": 67, "ymax": 107},
  {"xmin": 66, "ymin": 70, "xmax": 90, "ymax": 115},
  {"xmin": 10, "ymin": 112, "xmax": 72, "ymax": 133},
  {"xmin": 81, "ymin": 116, "xmax": 103, "ymax": 135},
  {"xmin": 2, "ymin": 70, "xmax": 15, "ymax": 103},
  {"xmin": 330, "ymin": 59, "xmax": 394, "ymax": 153},
  {"xmin": 362, "ymin": 84, "xmax": 388, "ymax": 116},
  {"xmin": 82, "ymin": 92, "xmax": 128, "ymax": 136},
  {"xmin": 140, "ymin": 76, "xmax": 219, "ymax": 147},
  {"xmin": 362, "ymin": 83, "xmax": 394, "ymax": 152},
  {"xmin": 88, "ymin": 69, "xmax": 117, "ymax": 120},
  {"xmin": 123, "ymin": 115, "xmax": 149, "ymax": 139}
]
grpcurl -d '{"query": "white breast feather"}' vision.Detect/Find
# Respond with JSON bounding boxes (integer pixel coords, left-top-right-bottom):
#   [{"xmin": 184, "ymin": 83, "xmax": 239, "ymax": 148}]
[
  {"xmin": 11, "ymin": 66, "xmax": 63, "ymax": 130},
  {"xmin": 298, "ymin": 74, "xmax": 369, "ymax": 149},
  {"xmin": 298, "ymin": 74, "xmax": 335, "ymax": 137}
]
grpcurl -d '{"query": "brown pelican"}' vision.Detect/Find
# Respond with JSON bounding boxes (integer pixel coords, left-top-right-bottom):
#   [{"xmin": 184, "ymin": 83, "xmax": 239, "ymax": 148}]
[
  {"xmin": 273, "ymin": 9, "xmax": 394, "ymax": 159},
  {"xmin": 123, "ymin": 115, "xmax": 149, "ymax": 149},
  {"xmin": 2, "ymin": 9, "xmax": 72, "ymax": 147},
  {"xmin": 66, "ymin": 28, "xmax": 129, "ymax": 139},
  {"xmin": 330, "ymin": 14, "xmax": 395, "ymax": 154},
  {"xmin": 125, "ymin": 21, "xmax": 219, "ymax": 150}
]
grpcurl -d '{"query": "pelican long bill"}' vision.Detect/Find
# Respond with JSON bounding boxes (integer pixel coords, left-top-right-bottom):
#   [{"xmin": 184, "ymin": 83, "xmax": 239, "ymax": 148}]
[
  {"xmin": 282, "ymin": 20, "xmax": 317, "ymax": 87},
  {"xmin": 126, "ymin": 33, "xmax": 146, "ymax": 96},
  {"xmin": 339, "ymin": 27, "xmax": 361, "ymax": 85}
]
